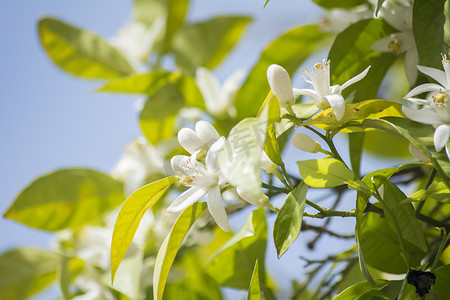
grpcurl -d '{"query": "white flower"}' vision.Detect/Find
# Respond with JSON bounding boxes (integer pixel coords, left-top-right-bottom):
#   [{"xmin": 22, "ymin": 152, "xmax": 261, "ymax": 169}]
[
  {"xmin": 293, "ymin": 60, "xmax": 370, "ymax": 121},
  {"xmin": 371, "ymin": 0, "xmax": 418, "ymax": 85},
  {"xmin": 267, "ymin": 64, "xmax": 295, "ymax": 107},
  {"xmin": 168, "ymin": 137, "xmax": 230, "ymax": 231},
  {"xmin": 110, "ymin": 18, "xmax": 164, "ymax": 71},
  {"xmin": 402, "ymin": 55, "xmax": 450, "ymax": 155},
  {"xmin": 177, "ymin": 120, "xmax": 220, "ymax": 154},
  {"xmin": 195, "ymin": 67, "xmax": 245, "ymax": 117},
  {"xmin": 319, "ymin": 6, "xmax": 372, "ymax": 34},
  {"xmin": 111, "ymin": 137, "xmax": 169, "ymax": 196},
  {"xmin": 292, "ymin": 133, "xmax": 321, "ymax": 153}
]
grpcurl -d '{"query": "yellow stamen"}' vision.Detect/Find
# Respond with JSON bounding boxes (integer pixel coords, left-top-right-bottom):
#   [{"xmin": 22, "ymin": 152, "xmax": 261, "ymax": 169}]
[
  {"xmin": 388, "ymin": 39, "xmax": 402, "ymax": 55},
  {"xmin": 432, "ymin": 91, "xmax": 448, "ymax": 107}
]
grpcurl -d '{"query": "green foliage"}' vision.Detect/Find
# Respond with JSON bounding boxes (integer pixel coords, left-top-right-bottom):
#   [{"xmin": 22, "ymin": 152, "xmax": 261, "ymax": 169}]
[
  {"xmin": 172, "ymin": 16, "xmax": 252, "ymax": 73},
  {"xmin": 0, "ymin": 248, "xmax": 59, "ymax": 300},
  {"xmin": 297, "ymin": 158, "xmax": 355, "ymax": 188},
  {"xmin": 208, "ymin": 209, "xmax": 267, "ymax": 289},
  {"xmin": 332, "ymin": 280, "xmax": 387, "ymax": 300},
  {"xmin": 413, "ymin": 0, "xmax": 450, "ymax": 69},
  {"xmin": 247, "ymin": 260, "xmax": 262, "ymax": 300},
  {"xmin": 313, "ymin": 0, "xmax": 365, "ymax": 9},
  {"xmin": 273, "ymin": 182, "xmax": 307, "ymax": 258},
  {"xmin": 434, "ymin": 264, "xmax": 450, "ymax": 299},
  {"xmin": 38, "ymin": 17, "xmax": 134, "ymax": 79},
  {"xmin": 111, "ymin": 176, "xmax": 177, "ymax": 283},
  {"xmin": 4, "ymin": 168, "xmax": 124, "ymax": 231},
  {"xmin": 153, "ymin": 202, "xmax": 207, "ymax": 300},
  {"xmin": 235, "ymin": 25, "xmax": 329, "ymax": 119}
]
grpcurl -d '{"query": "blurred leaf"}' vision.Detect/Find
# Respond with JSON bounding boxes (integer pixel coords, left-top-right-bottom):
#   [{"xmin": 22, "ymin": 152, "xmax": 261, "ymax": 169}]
[
  {"xmin": 163, "ymin": 0, "xmax": 189, "ymax": 53},
  {"xmin": 380, "ymin": 179, "xmax": 428, "ymax": 252},
  {"xmin": 134, "ymin": 0, "xmax": 167, "ymax": 26},
  {"xmin": 410, "ymin": 181, "xmax": 450, "ymax": 203},
  {"xmin": 263, "ymin": 96, "xmax": 283, "ymax": 166},
  {"xmin": 363, "ymin": 130, "xmax": 410, "ymax": 157},
  {"xmin": 329, "ymin": 19, "xmax": 396, "ymax": 100},
  {"xmin": 139, "ymin": 83, "xmax": 185, "ymax": 144},
  {"xmin": 111, "ymin": 176, "xmax": 177, "ymax": 283},
  {"xmin": 4, "ymin": 168, "xmax": 124, "ymax": 231},
  {"xmin": 217, "ymin": 118, "xmax": 266, "ymax": 199},
  {"xmin": 297, "ymin": 158, "xmax": 354, "ymax": 188},
  {"xmin": 413, "ymin": 0, "xmax": 450, "ymax": 69},
  {"xmin": 153, "ymin": 202, "xmax": 207, "ymax": 300},
  {"xmin": 300, "ymin": 100, "xmax": 404, "ymax": 132},
  {"xmin": 263, "ymin": 0, "xmax": 270, "ymax": 9},
  {"xmin": 97, "ymin": 71, "xmax": 180, "ymax": 95},
  {"xmin": 0, "ymin": 248, "xmax": 59, "ymax": 300},
  {"xmin": 208, "ymin": 209, "xmax": 267, "ymax": 289},
  {"xmin": 273, "ymin": 182, "xmax": 307, "ymax": 258},
  {"xmin": 236, "ymin": 25, "xmax": 329, "ymax": 119},
  {"xmin": 361, "ymin": 118, "xmax": 450, "ymax": 188},
  {"xmin": 38, "ymin": 17, "xmax": 134, "ymax": 79},
  {"xmin": 57, "ymin": 255, "xmax": 83, "ymax": 300},
  {"xmin": 247, "ymin": 260, "xmax": 262, "ymax": 300},
  {"xmin": 112, "ymin": 246, "xmax": 144, "ymax": 299},
  {"xmin": 175, "ymin": 74, "xmax": 206, "ymax": 110},
  {"xmin": 172, "ymin": 16, "xmax": 252, "ymax": 73},
  {"xmin": 349, "ymin": 132, "xmax": 364, "ymax": 178},
  {"xmin": 434, "ymin": 264, "xmax": 450, "ymax": 299},
  {"xmin": 397, "ymin": 277, "xmax": 415, "ymax": 300},
  {"xmin": 313, "ymin": 0, "xmax": 365, "ymax": 9},
  {"xmin": 333, "ymin": 280, "xmax": 387, "ymax": 300}
]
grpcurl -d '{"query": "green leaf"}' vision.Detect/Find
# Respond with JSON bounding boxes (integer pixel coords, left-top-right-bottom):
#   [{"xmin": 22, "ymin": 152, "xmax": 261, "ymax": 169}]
[
  {"xmin": 376, "ymin": 0, "xmax": 386, "ymax": 16},
  {"xmin": 333, "ymin": 280, "xmax": 387, "ymax": 300},
  {"xmin": 172, "ymin": 16, "xmax": 252, "ymax": 72},
  {"xmin": 349, "ymin": 132, "xmax": 364, "ymax": 178},
  {"xmin": 57, "ymin": 255, "xmax": 83, "ymax": 300},
  {"xmin": 397, "ymin": 277, "xmax": 416, "ymax": 300},
  {"xmin": 273, "ymin": 182, "xmax": 307, "ymax": 258},
  {"xmin": 208, "ymin": 209, "xmax": 267, "ymax": 289},
  {"xmin": 235, "ymin": 25, "xmax": 329, "ymax": 119},
  {"xmin": 111, "ymin": 176, "xmax": 177, "ymax": 283},
  {"xmin": 97, "ymin": 71, "xmax": 180, "ymax": 95},
  {"xmin": 153, "ymin": 202, "xmax": 207, "ymax": 300},
  {"xmin": 139, "ymin": 83, "xmax": 185, "ymax": 144},
  {"xmin": 247, "ymin": 260, "xmax": 262, "ymax": 300},
  {"xmin": 175, "ymin": 74, "xmax": 206, "ymax": 110},
  {"xmin": 297, "ymin": 158, "xmax": 355, "ymax": 188},
  {"xmin": 162, "ymin": 0, "xmax": 189, "ymax": 53},
  {"xmin": 380, "ymin": 179, "xmax": 428, "ymax": 252},
  {"xmin": 112, "ymin": 246, "xmax": 144, "ymax": 299},
  {"xmin": 263, "ymin": 0, "xmax": 270, "ymax": 9},
  {"xmin": 134, "ymin": 0, "xmax": 167, "ymax": 26},
  {"xmin": 328, "ymin": 19, "xmax": 396, "ymax": 101},
  {"xmin": 361, "ymin": 118, "xmax": 450, "ymax": 188},
  {"xmin": 4, "ymin": 168, "xmax": 124, "ymax": 231},
  {"xmin": 300, "ymin": 100, "xmax": 404, "ymax": 132},
  {"xmin": 413, "ymin": 0, "xmax": 450, "ymax": 69},
  {"xmin": 263, "ymin": 96, "xmax": 283, "ymax": 166},
  {"xmin": 38, "ymin": 17, "xmax": 134, "ymax": 79},
  {"xmin": 434, "ymin": 264, "xmax": 450, "ymax": 299},
  {"xmin": 217, "ymin": 118, "xmax": 267, "ymax": 200},
  {"xmin": 0, "ymin": 248, "xmax": 59, "ymax": 300},
  {"xmin": 313, "ymin": 0, "xmax": 365, "ymax": 9}
]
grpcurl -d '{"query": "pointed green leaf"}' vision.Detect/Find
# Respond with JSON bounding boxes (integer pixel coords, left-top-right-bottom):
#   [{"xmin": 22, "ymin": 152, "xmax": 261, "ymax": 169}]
[
  {"xmin": 0, "ymin": 248, "xmax": 59, "ymax": 300},
  {"xmin": 313, "ymin": 0, "xmax": 365, "ymax": 9},
  {"xmin": 172, "ymin": 16, "xmax": 252, "ymax": 72},
  {"xmin": 434, "ymin": 264, "xmax": 450, "ymax": 299},
  {"xmin": 38, "ymin": 17, "xmax": 134, "ymax": 79},
  {"xmin": 397, "ymin": 277, "xmax": 416, "ymax": 300},
  {"xmin": 236, "ymin": 25, "xmax": 329, "ymax": 119},
  {"xmin": 349, "ymin": 132, "xmax": 364, "ymax": 178},
  {"xmin": 153, "ymin": 202, "xmax": 207, "ymax": 300},
  {"xmin": 247, "ymin": 260, "xmax": 262, "ymax": 300},
  {"xmin": 57, "ymin": 255, "xmax": 83, "ymax": 300},
  {"xmin": 273, "ymin": 182, "xmax": 307, "ymax": 258},
  {"xmin": 208, "ymin": 209, "xmax": 267, "ymax": 289},
  {"xmin": 332, "ymin": 280, "xmax": 387, "ymax": 300},
  {"xmin": 111, "ymin": 176, "xmax": 177, "ymax": 283},
  {"xmin": 4, "ymin": 168, "xmax": 124, "ymax": 231},
  {"xmin": 297, "ymin": 158, "xmax": 355, "ymax": 188},
  {"xmin": 162, "ymin": 0, "xmax": 189, "ymax": 54}
]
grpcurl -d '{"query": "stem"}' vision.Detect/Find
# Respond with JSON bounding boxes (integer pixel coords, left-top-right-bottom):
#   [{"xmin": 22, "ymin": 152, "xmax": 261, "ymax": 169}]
[
  {"xmin": 280, "ymin": 164, "xmax": 295, "ymax": 190},
  {"xmin": 262, "ymin": 182, "xmax": 290, "ymax": 194},
  {"xmin": 431, "ymin": 230, "xmax": 450, "ymax": 272},
  {"xmin": 303, "ymin": 209, "xmax": 355, "ymax": 219},
  {"xmin": 305, "ymin": 126, "xmax": 347, "ymax": 167}
]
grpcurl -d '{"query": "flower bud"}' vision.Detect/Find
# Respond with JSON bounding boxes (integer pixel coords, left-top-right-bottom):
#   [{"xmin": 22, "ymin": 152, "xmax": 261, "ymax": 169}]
[
  {"xmin": 236, "ymin": 187, "xmax": 268, "ymax": 207},
  {"xmin": 195, "ymin": 121, "xmax": 220, "ymax": 148},
  {"xmin": 292, "ymin": 133, "xmax": 321, "ymax": 153},
  {"xmin": 178, "ymin": 128, "xmax": 203, "ymax": 154},
  {"xmin": 267, "ymin": 64, "xmax": 294, "ymax": 106},
  {"xmin": 260, "ymin": 151, "xmax": 278, "ymax": 174},
  {"xmin": 408, "ymin": 143, "xmax": 430, "ymax": 163}
]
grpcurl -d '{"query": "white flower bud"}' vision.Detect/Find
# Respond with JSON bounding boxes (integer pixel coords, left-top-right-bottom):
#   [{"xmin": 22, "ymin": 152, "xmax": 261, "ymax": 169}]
[
  {"xmin": 267, "ymin": 64, "xmax": 294, "ymax": 106},
  {"xmin": 178, "ymin": 128, "xmax": 203, "ymax": 154},
  {"xmin": 195, "ymin": 121, "xmax": 220, "ymax": 148},
  {"xmin": 408, "ymin": 143, "xmax": 430, "ymax": 163},
  {"xmin": 292, "ymin": 133, "xmax": 321, "ymax": 153},
  {"xmin": 236, "ymin": 187, "xmax": 268, "ymax": 207}
]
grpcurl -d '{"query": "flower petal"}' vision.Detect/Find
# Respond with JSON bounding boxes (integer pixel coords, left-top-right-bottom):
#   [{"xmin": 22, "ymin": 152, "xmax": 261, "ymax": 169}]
[
  {"xmin": 195, "ymin": 67, "xmax": 224, "ymax": 115},
  {"xmin": 178, "ymin": 128, "xmax": 203, "ymax": 154},
  {"xmin": 167, "ymin": 186, "xmax": 207, "ymax": 213},
  {"xmin": 404, "ymin": 48, "xmax": 418, "ymax": 86},
  {"xmin": 207, "ymin": 186, "xmax": 230, "ymax": 232},
  {"xmin": 417, "ymin": 65, "xmax": 448, "ymax": 89},
  {"xmin": 205, "ymin": 137, "xmax": 226, "ymax": 171},
  {"xmin": 195, "ymin": 121, "xmax": 220, "ymax": 147},
  {"xmin": 293, "ymin": 88, "xmax": 323, "ymax": 105},
  {"xmin": 402, "ymin": 106, "xmax": 440, "ymax": 125},
  {"xmin": 371, "ymin": 36, "xmax": 393, "ymax": 53},
  {"xmin": 341, "ymin": 66, "xmax": 371, "ymax": 90},
  {"xmin": 404, "ymin": 83, "xmax": 443, "ymax": 99},
  {"xmin": 267, "ymin": 64, "xmax": 294, "ymax": 105},
  {"xmin": 325, "ymin": 94, "xmax": 346, "ymax": 121},
  {"xmin": 434, "ymin": 124, "xmax": 450, "ymax": 152}
]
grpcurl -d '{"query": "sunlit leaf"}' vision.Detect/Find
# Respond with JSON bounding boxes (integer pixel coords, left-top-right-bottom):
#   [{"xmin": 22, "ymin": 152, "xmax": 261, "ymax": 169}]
[
  {"xmin": 38, "ymin": 17, "xmax": 134, "ymax": 79},
  {"xmin": 162, "ymin": 0, "xmax": 189, "ymax": 53},
  {"xmin": 247, "ymin": 260, "xmax": 262, "ymax": 300},
  {"xmin": 113, "ymin": 246, "xmax": 144, "ymax": 299},
  {"xmin": 57, "ymin": 255, "xmax": 83, "ymax": 300},
  {"xmin": 236, "ymin": 25, "xmax": 329, "ymax": 119},
  {"xmin": 332, "ymin": 280, "xmax": 387, "ymax": 300},
  {"xmin": 153, "ymin": 202, "xmax": 207, "ymax": 300},
  {"xmin": 172, "ymin": 16, "xmax": 252, "ymax": 72},
  {"xmin": 208, "ymin": 209, "xmax": 267, "ymax": 289},
  {"xmin": 0, "ymin": 248, "xmax": 59, "ymax": 300},
  {"xmin": 349, "ymin": 132, "xmax": 364, "ymax": 178},
  {"xmin": 111, "ymin": 176, "xmax": 177, "ymax": 283},
  {"xmin": 4, "ymin": 168, "xmax": 124, "ymax": 231},
  {"xmin": 297, "ymin": 158, "xmax": 355, "ymax": 188},
  {"xmin": 313, "ymin": 0, "xmax": 365, "ymax": 9},
  {"xmin": 273, "ymin": 182, "xmax": 307, "ymax": 258},
  {"xmin": 413, "ymin": 0, "xmax": 450, "ymax": 69}
]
